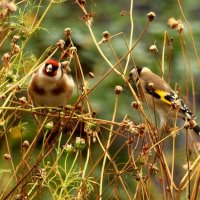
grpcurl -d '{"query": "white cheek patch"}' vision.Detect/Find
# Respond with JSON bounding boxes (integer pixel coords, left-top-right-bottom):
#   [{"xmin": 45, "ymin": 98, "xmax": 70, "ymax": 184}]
[
  {"xmin": 130, "ymin": 68, "xmax": 139, "ymax": 81},
  {"xmin": 38, "ymin": 65, "xmax": 45, "ymax": 78},
  {"xmin": 53, "ymin": 66, "xmax": 62, "ymax": 80},
  {"xmin": 46, "ymin": 64, "xmax": 53, "ymax": 73}
]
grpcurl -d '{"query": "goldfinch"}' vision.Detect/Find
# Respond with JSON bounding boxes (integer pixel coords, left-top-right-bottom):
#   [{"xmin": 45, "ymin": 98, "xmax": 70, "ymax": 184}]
[
  {"xmin": 129, "ymin": 67, "xmax": 200, "ymax": 136},
  {"xmin": 28, "ymin": 58, "xmax": 74, "ymax": 107}
]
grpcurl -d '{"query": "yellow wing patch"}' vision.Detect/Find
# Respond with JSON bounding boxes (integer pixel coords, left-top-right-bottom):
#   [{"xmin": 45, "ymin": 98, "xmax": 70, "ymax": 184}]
[{"xmin": 154, "ymin": 89, "xmax": 172, "ymax": 105}]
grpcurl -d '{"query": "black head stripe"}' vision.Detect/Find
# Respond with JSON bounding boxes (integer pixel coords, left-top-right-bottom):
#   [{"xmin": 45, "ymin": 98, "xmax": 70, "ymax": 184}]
[{"xmin": 136, "ymin": 67, "xmax": 143, "ymax": 76}]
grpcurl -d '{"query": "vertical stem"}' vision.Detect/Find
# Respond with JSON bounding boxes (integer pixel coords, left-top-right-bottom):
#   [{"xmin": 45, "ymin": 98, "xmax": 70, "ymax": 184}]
[
  {"xmin": 124, "ymin": 0, "xmax": 134, "ymax": 74},
  {"xmin": 185, "ymin": 128, "xmax": 191, "ymax": 200},
  {"xmin": 99, "ymin": 94, "xmax": 118, "ymax": 199},
  {"xmin": 77, "ymin": 137, "xmax": 91, "ymax": 199}
]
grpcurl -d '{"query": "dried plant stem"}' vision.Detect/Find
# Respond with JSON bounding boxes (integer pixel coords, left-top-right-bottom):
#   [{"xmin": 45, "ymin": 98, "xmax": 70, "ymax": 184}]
[
  {"xmin": 161, "ymin": 31, "xmax": 167, "ymax": 78},
  {"xmin": 73, "ymin": 52, "xmax": 92, "ymax": 115},
  {"xmin": 99, "ymin": 95, "xmax": 118, "ymax": 199},
  {"xmin": 3, "ymin": 144, "xmax": 55, "ymax": 200},
  {"xmin": 0, "ymin": 30, "xmax": 12, "ymax": 49},
  {"xmin": 0, "ymin": 116, "xmax": 49, "ymax": 198},
  {"xmin": 179, "ymin": 33, "xmax": 196, "ymax": 112},
  {"xmin": 171, "ymin": 134, "xmax": 176, "ymax": 198},
  {"xmin": 77, "ymin": 137, "xmax": 91, "ymax": 199},
  {"xmin": 87, "ymin": 25, "xmax": 121, "ymax": 75},
  {"xmin": 177, "ymin": 0, "xmax": 200, "ymax": 68},
  {"xmin": 129, "ymin": 143, "xmax": 150, "ymax": 200},
  {"xmin": 179, "ymin": 155, "xmax": 200, "ymax": 189},
  {"xmin": 124, "ymin": 0, "xmax": 134, "ymax": 74},
  {"xmin": 4, "ymin": 132, "xmax": 18, "ymax": 182},
  {"xmin": 190, "ymin": 167, "xmax": 200, "ymax": 200}
]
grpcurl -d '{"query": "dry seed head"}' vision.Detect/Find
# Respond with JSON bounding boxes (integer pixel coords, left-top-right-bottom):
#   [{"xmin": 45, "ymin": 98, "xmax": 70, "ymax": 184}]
[
  {"xmin": 56, "ymin": 39, "xmax": 65, "ymax": 50},
  {"xmin": 184, "ymin": 121, "xmax": 190, "ymax": 129},
  {"xmin": 0, "ymin": 94, "xmax": 6, "ymax": 99},
  {"xmin": 115, "ymin": 85, "xmax": 123, "ymax": 95},
  {"xmin": 22, "ymin": 140, "xmax": 30, "ymax": 148},
  {"xmin": 168, "ymin": 17, "xmax": 178, "ymax": 29},
  {"xmin": 82, "ymin": 13, "xmax": 93, "ymax": 26},
  {"xmin": 61, "ymin": 61, "xmax": 71, "ymax": 73},
  {"xmin": 61, "ymin": 60, "xmax": 70, "ymax": 70},
  {"xmin": 147, "ymin": 11, "xmax": 156, "ymax": 22},
  {"xmin": 78, "ymin": 0, "xmax": 86, "ymax": 6},
  {"xmin": 102, "ymin": 31, "xmax": 110, "ymax": 39},
  {"xmin": 12, "ymin": 35, "xmax": 20, "ymax": 44},
  {"xmin": 61, "ymin": 60, "xmax": 70, "ymax": 67},
  {"xmin": 88, "ymin": 72, "xmax": 94, "ymax": 78},
  {"xmin": 2, "ymin": 52, "xmax": 11, "ymax": 63},
  {"xmin": 177, "ymin": 19, "xmax": 184, "ymax": 32},
  {"xmin": 19, "ymin": 96, "xmax": 27, "ymax": 104},
  {"xmin": 149, "ymin": 44, "xmax": 158, "ymax": 53},
  {"xmin": 4, "ymin": 153, "xmax": 11, "ymax": 160},
  {"xmin": 120, "ymin": 10, "xmax": 130, "ymax": 16},
  {"xmin": 69, "ymin": 46, "xmax": 77, "ymax": 55},
  {"xmin": 131, "ymin": 101, "xmax": 141, "ymax": 109},
  {"xmin": 64, "ymin": 28, "xmax": 72, "ymax": 37},
  {"xmin": 189, "ymin": 119, "xmax": 197, "ymax": 129}
]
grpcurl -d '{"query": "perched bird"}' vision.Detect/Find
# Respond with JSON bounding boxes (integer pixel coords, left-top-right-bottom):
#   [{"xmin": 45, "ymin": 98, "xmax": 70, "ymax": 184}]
[
  {"xmin": 129, "ymin": 66, "xmax": 200, "ymax": 136},
  {"xmin": 28, "ymin": 58, "xmax": 74, "ymax": 107}
]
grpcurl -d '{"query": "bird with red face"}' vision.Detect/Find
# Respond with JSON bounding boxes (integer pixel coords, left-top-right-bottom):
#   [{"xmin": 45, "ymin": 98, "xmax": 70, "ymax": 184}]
[{"xmin": 28, "ymin": 58, "xmax": 74, "ymax": 107}]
